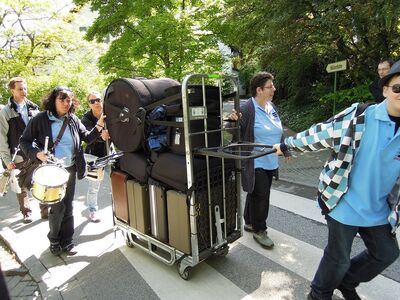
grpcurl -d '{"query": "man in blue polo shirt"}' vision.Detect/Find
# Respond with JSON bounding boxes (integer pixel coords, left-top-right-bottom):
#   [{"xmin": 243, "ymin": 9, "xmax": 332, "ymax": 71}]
[{"xmin": 274, "ymin": 60, "xmax": 400, "ymax": 300}]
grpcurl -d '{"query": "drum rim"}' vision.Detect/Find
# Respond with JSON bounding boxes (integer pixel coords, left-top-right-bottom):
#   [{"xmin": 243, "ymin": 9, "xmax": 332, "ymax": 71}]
[{"xmin": 32, "ymin": 165, "xmax": 69, "ymax": 186}]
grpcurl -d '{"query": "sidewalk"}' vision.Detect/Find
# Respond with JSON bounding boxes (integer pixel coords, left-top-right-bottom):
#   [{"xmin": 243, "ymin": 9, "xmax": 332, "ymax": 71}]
[{"xmin": 0, "ymin": 175, "xmax": 122, "ymax": 299}]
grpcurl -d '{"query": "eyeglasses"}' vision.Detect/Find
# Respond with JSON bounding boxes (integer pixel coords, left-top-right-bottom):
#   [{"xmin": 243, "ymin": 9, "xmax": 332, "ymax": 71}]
[
  {"xmin": 386, "ymin": 84, "xmax": 400, "ymax": 93},
  {"xmin": 89, "ymin": 98, "xmax": 101, "ymax": 104},
  {"xmin": 57, "ymin": 97, "xmax": 72, "ymax": 104}
]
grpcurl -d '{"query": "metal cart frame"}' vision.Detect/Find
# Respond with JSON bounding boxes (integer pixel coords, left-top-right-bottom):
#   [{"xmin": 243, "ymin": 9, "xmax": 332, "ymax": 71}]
[{"xmin": 114, "ymin": 73, "xmax": 242, "ymax": 280}]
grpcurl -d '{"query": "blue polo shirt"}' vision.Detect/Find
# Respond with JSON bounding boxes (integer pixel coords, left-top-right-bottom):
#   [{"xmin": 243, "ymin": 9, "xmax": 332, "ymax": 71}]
[
  {"xmin": 329, "ymin": 101, "xmax": 400, "ymax": 226},
  {"xmin": 252, "ymin": 98, "xmax": 282, "ymax": 170},
  {"xmin": 48, "ymin": 112, "xmax": 75, "ymax": 167}
]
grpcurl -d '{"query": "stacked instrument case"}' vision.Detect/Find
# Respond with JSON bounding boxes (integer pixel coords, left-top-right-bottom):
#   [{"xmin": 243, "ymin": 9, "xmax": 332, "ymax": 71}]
[{"xmin": 108, "ymin": 74, "xmax": 242, "ymax": 280}]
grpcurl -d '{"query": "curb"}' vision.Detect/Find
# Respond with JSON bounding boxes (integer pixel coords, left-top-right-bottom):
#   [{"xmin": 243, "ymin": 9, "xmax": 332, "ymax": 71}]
[
  {"xmin": 277, "ymin": 177, "xmax": 318, "ymax": 189},
  {"xmin": 0, "ymin": 227, "xmax": 62, "ymax": 299}
]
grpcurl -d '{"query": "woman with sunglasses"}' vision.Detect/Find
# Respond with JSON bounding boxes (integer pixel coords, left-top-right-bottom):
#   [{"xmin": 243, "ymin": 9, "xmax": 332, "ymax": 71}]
[
  {"xmin": 273, "ymin": 61, "xmax": 400, "ymax": 300},
  {"xmin": 81, "ymin": 91, "xmax": 110, "ymax": 222},
  {"xmin": 20, "ymin": 86, "xmax": 105, "ymax": 256}
]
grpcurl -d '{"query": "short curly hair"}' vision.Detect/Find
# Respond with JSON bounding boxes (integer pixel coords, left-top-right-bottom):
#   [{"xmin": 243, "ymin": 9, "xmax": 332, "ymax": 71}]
[{"xmin": 250, "ymin": 72, "xmax": 274, "ymax": 97}]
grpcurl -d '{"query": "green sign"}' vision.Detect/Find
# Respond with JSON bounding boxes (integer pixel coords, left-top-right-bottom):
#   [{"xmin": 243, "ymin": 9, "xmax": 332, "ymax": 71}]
[{"xmin": 326, "ymin": 60, "xmax": 347, "ymax": 73}]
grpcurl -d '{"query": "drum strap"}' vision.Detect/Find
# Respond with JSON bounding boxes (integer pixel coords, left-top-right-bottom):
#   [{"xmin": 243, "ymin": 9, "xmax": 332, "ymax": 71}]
[{"xmin": 52, "ymin": 117, "xmax": 69, "ymax": 151}]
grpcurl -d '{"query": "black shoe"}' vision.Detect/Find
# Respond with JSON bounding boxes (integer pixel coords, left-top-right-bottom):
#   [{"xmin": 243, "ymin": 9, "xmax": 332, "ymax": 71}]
[
  {"xmin": 62, "ymin": 243, "xmax": 77, "ymax": 255},
  {"xmin": 50, "ymin": 243, "xmax": 62, "ymax": 256},
  {"xmin": 337, "ymin": 285, "xmax": 361, "ymax": 300},
  {"xmin": 307, "ymin": 290, "xmax": 323, "ymax": 300},
  {"xmin": 307, "ymin": 291, "xmax": 315, "ymax": 300}
]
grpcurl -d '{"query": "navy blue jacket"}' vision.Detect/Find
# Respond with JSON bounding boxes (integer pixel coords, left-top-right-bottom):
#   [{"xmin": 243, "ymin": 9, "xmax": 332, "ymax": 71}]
[{"xmin": 20, "ymin": 111, "xmax": 100, "ymax": 179}]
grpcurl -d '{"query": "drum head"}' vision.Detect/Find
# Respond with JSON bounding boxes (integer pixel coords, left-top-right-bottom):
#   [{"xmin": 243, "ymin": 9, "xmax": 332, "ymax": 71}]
[{"xmin": 32, "ymin": 165, "xmax": 69, "ymax": 187}]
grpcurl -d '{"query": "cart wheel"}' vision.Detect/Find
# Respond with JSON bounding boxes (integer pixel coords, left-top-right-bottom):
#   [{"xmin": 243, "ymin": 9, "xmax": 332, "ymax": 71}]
[
  {"xmin": 123, "ymin": 231, "xmax": 134, "ymax": 248},
  {"xmin": 215, "ymin": 246, "xmax": 229, "ymax": 257},
  {"xmin": 177, "ymin": 262, "xmax": 191, "ymax": 280}
]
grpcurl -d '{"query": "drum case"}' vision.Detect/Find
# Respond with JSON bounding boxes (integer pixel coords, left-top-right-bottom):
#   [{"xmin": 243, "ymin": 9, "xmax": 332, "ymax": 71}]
[
  {"xmin": 150, "ymin": 152, "xmax": 222, "ymax": 192},
  {"xmin": 104, "ymin": 77, "xmax": 180, "ymax": 152},
  {"xmin": 119, "ymin": 151, "xmax": 150, "ymax": 184}
]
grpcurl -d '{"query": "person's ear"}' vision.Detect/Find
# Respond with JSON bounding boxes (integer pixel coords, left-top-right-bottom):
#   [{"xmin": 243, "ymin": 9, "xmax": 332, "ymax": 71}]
[{"xmin": 383, "ymin": 86, "xmax": 388, "ymax": 98}]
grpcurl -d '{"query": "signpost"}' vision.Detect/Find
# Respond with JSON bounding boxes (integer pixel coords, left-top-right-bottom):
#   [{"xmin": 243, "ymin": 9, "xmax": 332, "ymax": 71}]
[{"xmin": 326, "ymin": 60, "xmax": 347, "ymax": 114}]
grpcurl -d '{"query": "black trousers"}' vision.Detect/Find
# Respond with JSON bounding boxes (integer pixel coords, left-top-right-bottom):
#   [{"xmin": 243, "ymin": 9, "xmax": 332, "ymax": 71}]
[
  {"xmin": 244, "ymin": 168, "xmax": 275, "ymax": 232},
  {"xmin": 47, "ymin": 166, "xmax": 77, "ymax": 247}
]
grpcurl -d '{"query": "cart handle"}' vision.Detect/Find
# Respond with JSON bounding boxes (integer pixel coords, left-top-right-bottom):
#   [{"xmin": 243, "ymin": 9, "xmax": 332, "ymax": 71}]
[{"xmin": 195, "ymin": 142, "xmax": 276, "ymax": 160}]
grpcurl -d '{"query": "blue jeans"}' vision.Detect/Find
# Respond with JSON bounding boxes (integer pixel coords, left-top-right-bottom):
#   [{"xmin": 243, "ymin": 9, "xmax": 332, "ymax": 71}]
[
  {"xmin": 311, "ymin": 215, "xmax": 399, "ymax": 299},
  {"xmin": 86, "ymin": 178, "xmax": 101, "ymax": 213}
]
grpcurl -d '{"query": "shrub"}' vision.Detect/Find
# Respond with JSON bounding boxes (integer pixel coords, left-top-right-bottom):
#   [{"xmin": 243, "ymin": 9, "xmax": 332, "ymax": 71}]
[{"xmin": 276, "ymin": 84, "xmax": 373, "ymax": 132}]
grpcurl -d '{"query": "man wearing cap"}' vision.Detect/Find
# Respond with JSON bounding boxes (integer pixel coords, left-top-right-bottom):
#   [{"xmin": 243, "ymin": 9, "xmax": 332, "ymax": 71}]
[
  {"xmin": 273, "ymin": 60, "xmax": 400, "ymax": 300},
  {"xmin": 369, "ymin": 59, "xmax": 394, "ymax": 103},
  {"xmin": 0, "ymin": 77, "xmax": 48, "ymax": 223}
]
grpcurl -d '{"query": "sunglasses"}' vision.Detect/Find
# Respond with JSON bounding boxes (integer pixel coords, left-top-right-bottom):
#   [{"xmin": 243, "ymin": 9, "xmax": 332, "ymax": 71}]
[
  {"xmin": 89, "ymin": 98, "xmax": 101, "ymax": 104},
  {"xmin": 387, "ymin": 84, "xmax": 400, "ymax": 93}
]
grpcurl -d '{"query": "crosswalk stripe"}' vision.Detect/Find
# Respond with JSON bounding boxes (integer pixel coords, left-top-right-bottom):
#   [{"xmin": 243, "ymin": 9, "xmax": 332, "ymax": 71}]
[
  {"xmin": 270, "ymin": 190, "xmax": 325, "ymax": 224},
  {"xmin": 238, "ymin": 226, "xmax": 400, "ymax": 300},
  {"xmin": 119, "ymin": 245, "xmax": 248, "ymax": 300},
  {"xmin": 270, "ymin": 189, "xmax": 400, "ymax": 245}
]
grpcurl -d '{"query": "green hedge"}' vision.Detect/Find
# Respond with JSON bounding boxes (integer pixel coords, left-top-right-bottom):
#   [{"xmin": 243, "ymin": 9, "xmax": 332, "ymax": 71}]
[{"xmin": 276, "ymin": 84, "xmax": 374, "ymax": 132}]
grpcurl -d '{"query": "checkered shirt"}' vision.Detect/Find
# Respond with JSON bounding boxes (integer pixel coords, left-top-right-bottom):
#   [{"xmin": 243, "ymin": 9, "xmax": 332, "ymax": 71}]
[{"xmin": 285, "ymin": 103, "xmax": 399, "ymax": 212}]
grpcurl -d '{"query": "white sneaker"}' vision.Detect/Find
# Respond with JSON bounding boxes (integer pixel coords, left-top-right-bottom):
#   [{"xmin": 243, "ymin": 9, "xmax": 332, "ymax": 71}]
[{"xmin": 89, "ymin": 212, "xmax": 100, "ymax": 223}]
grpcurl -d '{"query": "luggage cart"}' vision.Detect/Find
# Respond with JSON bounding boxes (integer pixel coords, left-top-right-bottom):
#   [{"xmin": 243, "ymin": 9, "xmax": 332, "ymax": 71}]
[{"xmin": 112, "ymin": 74, "xmax": 256, "ymax": 279}]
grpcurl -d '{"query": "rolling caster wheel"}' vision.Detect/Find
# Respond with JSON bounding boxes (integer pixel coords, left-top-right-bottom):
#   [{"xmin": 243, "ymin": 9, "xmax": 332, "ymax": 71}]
[
  {"xmin": 215, "ymin": 246, "xmax": 229, "ymax": 257},
  {"xmin": 218, "ymin": 246, "xmax": 229, "ymax": 257},
  {"xmin": 123, "ymin": 231, "xmax": 134, "ymax": 248},
  {"xmin": 177, "ymin": 262, "xmax": 191, "ymax": 280}
]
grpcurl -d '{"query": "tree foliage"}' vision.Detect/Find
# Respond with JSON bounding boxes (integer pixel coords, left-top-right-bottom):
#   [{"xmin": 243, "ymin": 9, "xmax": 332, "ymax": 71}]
[
  {"xmin": 0, "ymin": 0, "xmax": 107, "ymax": 116},
  {"xmin": 216, "ymin": 0, "xmax": 400, "ymax": 104},
  {"xmin": 73, "ymin": 0, "xmax": 224, "ymax": 81}
]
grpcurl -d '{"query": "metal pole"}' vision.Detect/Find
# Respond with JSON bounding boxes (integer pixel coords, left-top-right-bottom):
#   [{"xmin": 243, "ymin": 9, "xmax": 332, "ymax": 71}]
[{"xmin": 333, "ymin": 71, "xmax": 337, "ymax": 115}]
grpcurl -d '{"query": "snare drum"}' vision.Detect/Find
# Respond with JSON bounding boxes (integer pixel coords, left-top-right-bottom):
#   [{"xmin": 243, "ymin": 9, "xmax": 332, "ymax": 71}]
[
  {"xmin": 84, "ymin": 153, "xmax": 105, "ymax": 181},
  {"xmin": 32, "ymin": 165, "xmax": 69, "ymax": 204}
]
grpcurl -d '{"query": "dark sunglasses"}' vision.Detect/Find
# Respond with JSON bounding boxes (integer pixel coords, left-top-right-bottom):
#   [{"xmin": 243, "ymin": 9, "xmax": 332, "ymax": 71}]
[
  {"xmin": 89, "ymin": 98, "xmax": 101, "ymax": 104},
  {"xmin": 387, "ymin": 84, "xmax": 400, "ymax": 93}
]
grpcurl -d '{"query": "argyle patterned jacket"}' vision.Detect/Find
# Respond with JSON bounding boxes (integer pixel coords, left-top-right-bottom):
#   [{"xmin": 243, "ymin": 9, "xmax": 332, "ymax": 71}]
[{"xmin": 284, "ymin": 103, "xmax": 400, "ymax": 232}]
